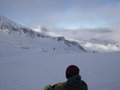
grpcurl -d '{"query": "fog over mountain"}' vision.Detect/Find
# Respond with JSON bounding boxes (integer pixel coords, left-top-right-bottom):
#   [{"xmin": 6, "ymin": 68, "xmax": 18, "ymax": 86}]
[
  {"xmin": 1, "ymin": 14, "xmax": 120, "ymax": 52},
  {"xmin": 32, "ymin": 26, "xmax": 120, "ymax": 52}
]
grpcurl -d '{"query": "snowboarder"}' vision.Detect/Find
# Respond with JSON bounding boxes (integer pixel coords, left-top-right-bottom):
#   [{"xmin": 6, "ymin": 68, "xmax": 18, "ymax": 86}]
[{"xmin": 44, "ymin": 65, "xmax": 88, "ymax": 90}]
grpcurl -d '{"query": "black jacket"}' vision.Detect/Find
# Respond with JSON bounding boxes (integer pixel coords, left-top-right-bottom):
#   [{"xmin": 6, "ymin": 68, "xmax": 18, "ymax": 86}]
[{"xmin": 49, "ymin": 75, "xmax": 88, "ymax": 90}]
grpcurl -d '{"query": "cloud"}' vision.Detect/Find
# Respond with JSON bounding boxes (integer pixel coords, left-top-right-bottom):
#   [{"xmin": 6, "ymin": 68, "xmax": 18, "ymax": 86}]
[
  {"xmin": 0, "ymin": 0, "xmax": 120, "ymax": 29},
  {"xmin": 30, "ymin": 0, "xmax": 120, "ymax": 29},
  {"xmin": 50, "ymin": 27, "xmax": 120, "ymax": 44},
  {"xmin": 47, "ymin": 27, "xmax": 120, "ymax": 52}
]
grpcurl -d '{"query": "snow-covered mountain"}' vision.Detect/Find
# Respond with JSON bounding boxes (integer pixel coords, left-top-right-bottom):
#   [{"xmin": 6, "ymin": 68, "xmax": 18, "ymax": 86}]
[
  {"xmin": 0, "ymin": 15, "xmax": 85, "ymax": 55},
  {"xmin": 48, "ymin": 28, "xmax": 120, "ymax": 52}
]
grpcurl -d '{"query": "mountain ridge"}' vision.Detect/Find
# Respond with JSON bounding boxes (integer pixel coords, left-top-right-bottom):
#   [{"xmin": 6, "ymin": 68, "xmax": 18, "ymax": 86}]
[{"xmin": 0, "ymin": 15, "xmax": 86, "ymax": 53}]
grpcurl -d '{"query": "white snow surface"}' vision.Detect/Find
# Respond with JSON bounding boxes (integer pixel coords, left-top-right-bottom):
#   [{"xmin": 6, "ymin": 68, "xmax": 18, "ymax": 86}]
[{"xmin": 0, "ymin": 29, "xmax": 120, "ymax": 90}]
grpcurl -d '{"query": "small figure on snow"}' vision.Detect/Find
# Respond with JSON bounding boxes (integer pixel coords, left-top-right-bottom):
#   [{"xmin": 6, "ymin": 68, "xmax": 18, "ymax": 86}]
[{"xmin": 44, "ymin": 65, "xmax": 88, "ymax": 90}]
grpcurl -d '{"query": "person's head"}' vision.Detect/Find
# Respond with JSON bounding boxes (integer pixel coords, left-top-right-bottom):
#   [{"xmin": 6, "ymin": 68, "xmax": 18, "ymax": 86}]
[{"xmin": 66, "ymin": 65, "xmax": 80, "ymax": 79}]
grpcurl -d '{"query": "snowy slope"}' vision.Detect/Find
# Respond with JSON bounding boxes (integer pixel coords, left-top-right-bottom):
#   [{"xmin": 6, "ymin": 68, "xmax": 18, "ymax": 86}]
[
  {"xmin": 0, "ymin": 15, "xmax": 85, "ymax": 54},
  {"xmin": 0, "ymin": 49, "xmax": 120, "ymax": 90}
]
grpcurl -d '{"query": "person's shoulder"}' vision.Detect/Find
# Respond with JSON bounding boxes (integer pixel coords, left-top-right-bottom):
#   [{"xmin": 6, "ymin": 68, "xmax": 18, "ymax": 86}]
[
  {"xmin": 53, "ymin": 82, "xmax": 65, "ymax": 88},
  {"xmin": 44, "ymin": 82, "xmax": 65, "ymax": 90},
  {"xmin": 81, "ymin": 80, "xmax": 87, "ymax": 85},
  {"xmin": 44, "ymin": 85, "xmax": 52, "ymax": 90},
  {"xmin": 81, "ymin": 80, "xmax": 88, "ymax": 90}
]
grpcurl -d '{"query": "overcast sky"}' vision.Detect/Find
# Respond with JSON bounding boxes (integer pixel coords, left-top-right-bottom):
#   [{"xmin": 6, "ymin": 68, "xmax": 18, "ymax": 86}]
[{"xmin": 0, "ymin": 0, "xmax": 120, "ymax": 29}]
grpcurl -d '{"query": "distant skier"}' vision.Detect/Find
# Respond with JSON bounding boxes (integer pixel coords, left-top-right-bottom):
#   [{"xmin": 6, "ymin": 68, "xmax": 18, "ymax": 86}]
[{"xmin": 44, "ymin": 65, "xmax": 88, "ymax": 90}]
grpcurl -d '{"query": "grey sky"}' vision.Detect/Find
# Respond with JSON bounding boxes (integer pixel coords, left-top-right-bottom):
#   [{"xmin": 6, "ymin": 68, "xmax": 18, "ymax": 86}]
[{"xmin": 0, "ymin": 0, "xmax": 120, "ymax": 29}]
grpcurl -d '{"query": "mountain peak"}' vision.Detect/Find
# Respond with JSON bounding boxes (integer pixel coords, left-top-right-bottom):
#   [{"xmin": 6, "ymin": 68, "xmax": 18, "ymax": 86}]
[
  {"xmin": 0, "ymin": 15, "xmax": 21, "ymax": 27},
  {"xmin": 0, "ymin": 15, "xmax": 24, "ymax": 34},
  {"xmin": 0, "ymin": 15, "xmax": 86, "ymax": 53}
]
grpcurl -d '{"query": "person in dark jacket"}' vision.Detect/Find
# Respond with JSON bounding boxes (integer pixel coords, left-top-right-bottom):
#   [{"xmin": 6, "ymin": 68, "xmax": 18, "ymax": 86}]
[{"xmin": 44, "ymin": 65, "xmax": 88, "ymax": 90}]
